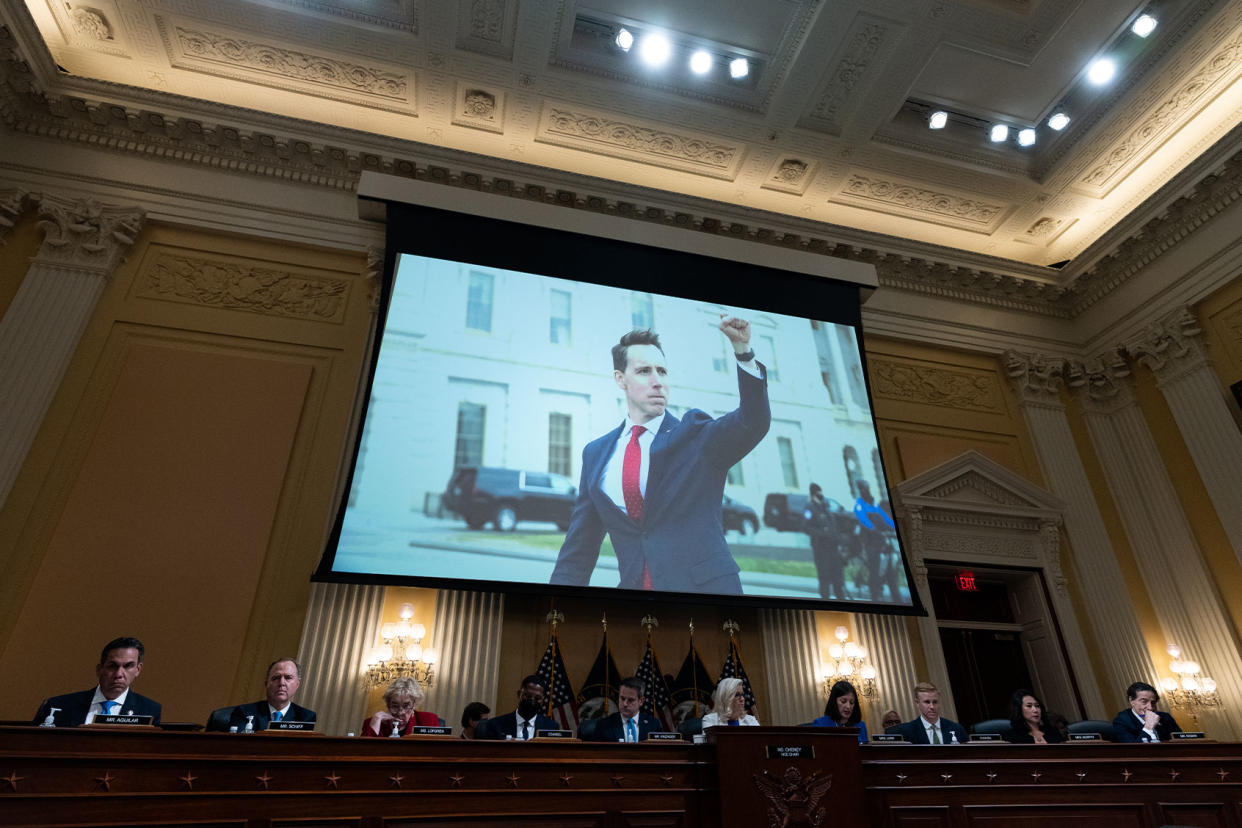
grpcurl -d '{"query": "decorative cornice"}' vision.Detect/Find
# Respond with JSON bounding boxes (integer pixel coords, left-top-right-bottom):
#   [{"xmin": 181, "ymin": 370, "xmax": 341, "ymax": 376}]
[
  {"xmin": 1125, "ymin": 306, "xmax": 1209, "ymax": 381},
  {"xmin": 1003, "ymin": 351, "xmax": 1065, "ymax": 407},
  {"xmin": 0, "ymin": 186, "xmax": 27, "ymax": 243},
  {"xmin": 31, "ymin": 194, "xmax": 143, "ymax": 275},
  {"xmin": 1064, "ymin": 350, "xmax": 1136, "ymax": 411}
]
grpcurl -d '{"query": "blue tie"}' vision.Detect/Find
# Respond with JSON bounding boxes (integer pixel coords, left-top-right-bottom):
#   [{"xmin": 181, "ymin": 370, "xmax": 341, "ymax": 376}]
[
  {"xmin": 627, "ymin": 719, "xmax": 637, "ymax": 743},
  {"xmin": 99, "ymin": 700, "xmax": 114, "ymax": 716},
  {"xmin": 273, "ymin": 710, "xmax": 283, "ymax": 722}
]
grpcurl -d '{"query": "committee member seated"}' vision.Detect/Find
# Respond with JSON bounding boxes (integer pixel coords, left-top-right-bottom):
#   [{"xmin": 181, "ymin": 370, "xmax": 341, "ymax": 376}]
[
  {"xmin": 584, "ymin": 676, "xmax": 661, "ymax": 742},
  {"xmin": 1003, "ymin": 688, "xmax": 1064, "ymax": 744},
  {"xmin": 227, "ymin": 658, "xmax": 316, "ymax": 731},
  {"xmin": 885, "ymin": 681, "xmax": 967, "ymax": 744},
  {"xmin": 1112, "ymin": 681, "xmax": 1182, "ymax": 742},
  {"xmin": 476, "ymin": 674, "xmax": 557, "ymax": 740},
  {"xmin": 33, "ymin": 636, "xmax": 162, "ymax": 727},
  {"xmin": 811, "ymin": 679, "xmax": 869, "ymax": 742},
  {"xmin": 701, "ymin": 678, "xmax": 759, "ymax": 728},
  {"xmin": 880, "ymin": 709, "xmax": 901, "ymax": 732},
  {"xmin": 362, "ymin": 676, "xmax": 440, "ymax": 737},
  {"xmin": 460, "ymin": 701, "xmax": 490, "ymax": 739}
]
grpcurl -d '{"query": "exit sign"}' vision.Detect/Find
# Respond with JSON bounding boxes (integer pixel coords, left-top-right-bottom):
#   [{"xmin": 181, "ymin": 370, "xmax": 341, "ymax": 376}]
[{"xmin": 956, "ymin": 572, "xmax": 978, "ymax": 591}]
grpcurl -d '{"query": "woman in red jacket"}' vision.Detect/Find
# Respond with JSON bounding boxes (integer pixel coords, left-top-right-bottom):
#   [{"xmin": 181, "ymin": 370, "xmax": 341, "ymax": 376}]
[{"xmin": 362, "ymin": 677, "xmax": 440, "ymax": 737}]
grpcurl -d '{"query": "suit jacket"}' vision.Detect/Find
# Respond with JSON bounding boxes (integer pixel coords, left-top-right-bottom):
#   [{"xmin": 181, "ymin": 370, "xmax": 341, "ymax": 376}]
[
  {"xmin": 886, "ymin": 717, "xmax": 968, "ymax": 745},
  {"xmin": 1003, "ymin": 723, "xmax": 1066, "ymax": 744},
  {"xmin": 477, "ymin": 710, "xmax": 559, "ymax": 740},
  {"xmin": 1111, "ymin": 708, "xmax": 1182, "ymax": 742},
  {"xmin": 810, "ymin": 716, "xmax": 870, "ymax": 743},
  {"xmin": 227, "ymin": 700, "xmax": 317, "ymax": 732},
  {"xmin": 551, "ymin": 363, "xmax": 770, "ymax": 594},
  {"xmin": 587, "ymin": 711, "xmax": 663, "ymax": 742},
  {"xmin": 33, "ymin": 688, "xmax": 162, "ymax": 727},
  {"xmin": 361, "ymin": 709, "xmax": 441, "ymax": 737}
]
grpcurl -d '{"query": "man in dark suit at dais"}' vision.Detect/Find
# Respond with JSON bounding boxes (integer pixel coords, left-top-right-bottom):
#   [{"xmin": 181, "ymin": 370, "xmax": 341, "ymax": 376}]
[
  {"xmin": 550, "ymin": 316, "xmax": 770, "ymax": 596},
  {"xmin": 583, "ymin": 676, "xmax": 662, "ymax": 742},
  {"xmin": 227, "ymin": 657, "xmax": 316, "ymax": 732},
  {"xmin": 33, "ymin": 636, "xmax": 162, "ymax": 727}
]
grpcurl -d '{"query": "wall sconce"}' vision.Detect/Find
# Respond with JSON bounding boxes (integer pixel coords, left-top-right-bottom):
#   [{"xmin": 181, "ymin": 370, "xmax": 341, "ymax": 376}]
[
  {"xmin": 364, "ymin": 602, "xmax": 438, "ymax": 690},
  {"xmin": 821, "ymin": 625, "xmax": 877, "ymax": 699},
  {"xmin": 1161, "ymin": 644, "xmax": 1218, "ymax": 720}
]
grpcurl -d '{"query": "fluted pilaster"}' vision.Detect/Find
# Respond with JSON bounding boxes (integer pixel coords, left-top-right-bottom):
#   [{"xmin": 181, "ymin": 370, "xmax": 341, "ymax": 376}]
[
  {"xmin": 1128, "ymin": 308, "xmax": 1242, "ymax": 568},
  {"xmin": 1005, "ymin": 351, "xmax": 1155, "ymax": 713},
  {"xmin": 295, "ymin": 581, "xmax": 385, "ymax": 736},
  {"xmin": 427, "ymin": 589, "xmax": 504, "ymax": 735},
  {"xmin": 758, "ymin": 608, "xmax": 820, "ymax": 726},
  {"xmin": 853, "ymin": 611, "xmax": 917, "ymax": 728},
  {"xmin": 0, "ymin": 194, "xmax": 144, "ymax": 508}
]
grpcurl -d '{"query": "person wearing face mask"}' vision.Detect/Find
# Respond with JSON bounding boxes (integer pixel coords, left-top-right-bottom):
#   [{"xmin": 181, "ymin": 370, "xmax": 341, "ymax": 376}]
[
  {"xmin": 226, "ymin": 658, "xmax": 316, "ymax": 731},
  {"xmin": 811, "ymin": 679, "xmax": 869, "ymax": 742},
  {"xmin": 33, "ymin": 637, "xmax": 162, "ymax": 726},
  {"xmin": 476, "ymin": 675, "xmax": 558, "ymax": 740}
]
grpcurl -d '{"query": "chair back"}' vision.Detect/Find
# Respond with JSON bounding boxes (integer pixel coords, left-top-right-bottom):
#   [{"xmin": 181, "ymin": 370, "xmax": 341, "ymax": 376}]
[
  {"xmin": 1067, "ymin": 719, "xmax": 1117, "ymax": 741},
  {"xmin": 578, "ymin": 717, "xmax": 599, "ymax": 740},
  {"xmin": 678, "ymin": 716, "xmax": 703, "ymax": 740},
  {"xmin": 204, "ymin": 705, "xmax": 236, "ymax": 732},
  {"xmin": 971, "ymin": 718, "xmax": 1011, "ymax": 735}
]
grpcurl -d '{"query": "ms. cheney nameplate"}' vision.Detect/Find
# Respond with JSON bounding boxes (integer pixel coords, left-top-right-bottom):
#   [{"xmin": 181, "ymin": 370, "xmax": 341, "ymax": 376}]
[{"xmin": 766, "ymin": 745, "xmax": 815, "ymax": 759}]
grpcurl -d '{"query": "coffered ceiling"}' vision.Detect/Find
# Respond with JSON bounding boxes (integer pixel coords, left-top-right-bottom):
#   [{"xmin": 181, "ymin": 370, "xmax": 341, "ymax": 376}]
[{"xmin": 10, "ymin": 0, "xmax": 1242, "ymax": 276}]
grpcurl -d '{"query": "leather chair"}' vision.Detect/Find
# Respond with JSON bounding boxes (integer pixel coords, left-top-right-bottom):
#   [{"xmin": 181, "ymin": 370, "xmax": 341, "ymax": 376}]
[
  {"xmin": 677, "ymin": 716, "xmax": 703, "ymax": 740},
  {"xmin": 578, "ymin": 717, "xmax": 599, "ymax": 741},
  {"xmin": 970, "ymin": 718, "xmax": 1011, "ymax": 735},
  {"xmin": 1067, "ymin": 719, "xmax": 1117, "ymax": 742},
  {"xmin": 204, "ymin": 705, "xmax": 236, "ymax": 733}
]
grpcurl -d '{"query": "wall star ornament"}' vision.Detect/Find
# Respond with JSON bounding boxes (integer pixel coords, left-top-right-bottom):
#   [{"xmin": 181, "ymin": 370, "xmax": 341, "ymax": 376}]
[
  {"xmin": 1076, "ymin": 772, "xmax": 1087, "ymax": 783},
  {"xmin": 661, "ymin": 774, "xmax": 674, "ymax": 787},
  {"xmin": 255, "ymin": 771, "xmax": 273, "ymax": 789},
  {"xmin": 450, "ymin": 773, "xmax": 464, "ymax": 787},
  {"xmin": 1218, "ymin": 768, "xmax": 1231, "ymax": 781},
  {"xmin": 389, "ymin": 773, "xmax": 404, "ymax": 788},
  {"xmin": 179, "ymin": 771, "xmax": 197, "ymax": 790},
  {"xmin": 610, "ymin": 774, "xmax": 625, "ymax": 787},
  {"xmin": 1121, "ymin": 769, "xmax": 1133, "ymax": 782},
  {"xmin": 94, "ymin": 771, "xmax": 116, "ymax": 791},
  {"xmin": 985, "ymin": 771, "xmax": 997, "ymax": 783},
  {"xmin": 1168, "ymin": 769, "xmax": 1181, "ymax": 781},
  {"xmin": 324, "ymin": 772, "xmax": 341, "ymax": 789},
  {"xmin": 505, "ymin": 772, "xmax": 520, "ymax": 787},
  {"xmin": 1030, "ymin": 771, "xmax": 1042, "ymax": 783},
  {"xmin": 2, "ymin": 771, "xmax": 25, "ymax": 790},
  {"xmin": 940, "ymin": 773, "xmax": 953, "ymax": 784},
  {"xmin": 559, "ymin": 772, "xmax": 573, "ymax": 786}
]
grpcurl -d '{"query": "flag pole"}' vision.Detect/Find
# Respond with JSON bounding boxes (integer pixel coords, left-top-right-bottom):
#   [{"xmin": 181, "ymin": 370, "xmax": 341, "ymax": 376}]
[
  {"xmin": 689, "ymin": 618, "xmax": 699, "ymax": 717},
  {"xmin": 545, "ymin": 609, "xmax": 564, "ymax": 717},
  {"xmin": 601, "ymin": 612, "xmax": 610, "ymax": 713}
]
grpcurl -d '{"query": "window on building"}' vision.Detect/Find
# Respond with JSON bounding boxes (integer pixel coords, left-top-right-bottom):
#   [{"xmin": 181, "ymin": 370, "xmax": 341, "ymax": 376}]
[
  {"xmin": 466, "ymin": 271, "xmax": 494, "ymax": 332},
  {"xmin": 777, "ymin": 437, "xmax": 799, "ymax": 488},
  {"xmin": 631, "ymin": 292, "xmax": 654, "ymax": 331},
  {"xmin": 843, "ymin": 446, "xmax": 863, "ymax": 499},
  {"xmin": 548, "ymin": 413, "xmax": 572, "ymax": 476},
  {"xmin": 726, "ymin": 461, "xmax": 745, "ymax": 486},
  {"xmin": 454, "ymin": 402, "xmax": 486, "ymax": 468},
  {"xmin": 550, "ymin": 289, "xmax": 571, "ymax": 344},
  {"xmin": 760, "ymin": 334, "xmax": 779, "ymax": 382},
  {"xmin": 811, "ymin": 320, "xmax": 843, "ymax": 404},
  {"xmin": 835, "ymin": 326, "xmax": 868, "ymax": 405}
]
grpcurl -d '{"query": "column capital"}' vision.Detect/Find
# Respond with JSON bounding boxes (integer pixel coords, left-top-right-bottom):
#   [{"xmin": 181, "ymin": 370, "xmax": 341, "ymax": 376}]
[
  {"xmin": 0, "ymin": 188, "xmax": 28, "ymax": 244},
  {"xmin": 1125, "ymin": 307, "xmax": 1208, "ymax": 381},
  {"xmin": 1003, "ymin": 350, "xmax": 1066, "ymax": 407},
  {"xmin": 365, "ymin": 245, "xmax": 384, "ymax": 313},
  {"xmin": 1065, "ymin": 349, "xmax": 1135, "ymax": 412},
  {"xmin": 32, "ymin": 194, "xmax": 144, "ymax": 275}
]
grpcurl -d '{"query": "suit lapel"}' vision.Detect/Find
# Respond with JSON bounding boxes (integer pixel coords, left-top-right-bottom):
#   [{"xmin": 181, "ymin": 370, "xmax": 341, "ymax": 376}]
[{"xmin": 640, "ymin": 413, "xmax": 680, "ymax": 525}]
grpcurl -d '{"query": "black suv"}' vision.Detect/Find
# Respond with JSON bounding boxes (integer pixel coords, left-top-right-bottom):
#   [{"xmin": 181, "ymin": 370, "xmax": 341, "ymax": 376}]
[
  {"xmin": 443, "ymin": 466, "xmax": 577, "ymax": 531},
  {"xmin": 722, "ymin": 495, "xmax": 759, "ymax": 536}
]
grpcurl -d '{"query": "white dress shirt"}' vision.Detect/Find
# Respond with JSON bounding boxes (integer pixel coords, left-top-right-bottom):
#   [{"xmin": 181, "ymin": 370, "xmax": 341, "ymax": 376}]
[
  {"xmin": 85, "ymin": 687, "xmax": 130, "ymax": 724},
  {"xmin": 602, "ymin": 413, "xmax": 665, "ymax": 512},
  {"xmin": 921, "ymin": 716, "xmax": 944, "ymax": 744},
  {"xmin": 515, "ymin": 712, "xmax": 537, "ymax": 740},
  {"xmin": 269, "ymin": 702, "xmax": 292, "ymax": 721}
]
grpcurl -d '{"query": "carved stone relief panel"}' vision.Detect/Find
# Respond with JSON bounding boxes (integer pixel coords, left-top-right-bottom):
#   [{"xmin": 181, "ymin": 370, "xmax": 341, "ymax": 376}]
[
  {"xmin": 798, "ymin": 15, "xmax": 901, "ymax": 136},
  {"xmin": 456, "ymin": 0, "xmax": 518, "ymax": 60},
  {"xmin": 1015, "ymin": 215, "xmax": 1075, "ymax": 246},
  {"xmin": 452, "ymin": 83, "xmax": 505, "ymax": 134},
  {"xmin": 762, "ymin": 157, "xmax": 817, "ymax": 196},
  {"xmin": 833, "ymin": 172, "xmax": 1010, "ymax": 233},
  {"xmin": 47, "ymin": 0, "xmax": 131, "ymax": 58},
  {"xmin": 868, "ymin": 357, "xmax": 1006, "ymax": 413}
]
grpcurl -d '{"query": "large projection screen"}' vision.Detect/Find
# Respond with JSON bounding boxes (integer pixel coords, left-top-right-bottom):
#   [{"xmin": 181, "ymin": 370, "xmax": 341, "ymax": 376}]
[{"xmin": 317, "ymin": 180, "xmax": 921, "ymax": 613}]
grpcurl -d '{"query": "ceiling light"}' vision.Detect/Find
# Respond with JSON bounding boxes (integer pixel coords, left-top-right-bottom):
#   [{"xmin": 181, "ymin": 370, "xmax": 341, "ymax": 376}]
[
  {"xmin": 1087, "ymin": 57, "xmax": 1116, "ymax": 85},
  {"xmin": 928, "ymin": 110, "xmax": 948, "ymax": 129},
  {"xmin": 990, "ymin": 124, "xmax": 1009, "ymax": 143},
  {"xmin": 729, "ymin": 57, "xmax": 749, "ymax": 79},
  {"xmin": 1017, "ymin": 128, "xmax": 1037, "ymax": 147},
  {"xmin": 638, "ymin": 33, "xmax": 672, "ymax": 67},
  {"xmin": 614, "ymin": 27, "xmax": 633, "ymax": 52},
  {"xmin": 1047, "ymin": 112, "xmax": 1070, "ymax": 130},
  {"xmin": 1131, "ymin": 14, "xmax": 1157, "ymax": 37},
  {"xmin": 689, "ymin": 50, "xmax": 713, "ymax": 75}
]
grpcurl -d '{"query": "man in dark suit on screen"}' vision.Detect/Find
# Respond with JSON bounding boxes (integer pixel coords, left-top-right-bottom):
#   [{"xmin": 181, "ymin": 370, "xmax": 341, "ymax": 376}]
[
  {"xmin": 226, "ymin": 657, "xmax": 316, "ymax": 731},
  {"xmin": 477, "ymin": 674, "xmax": 558, "ymax": 740},
  {"xmin": 550, "ymin": 316, "xmax": 770, "ymax": 595},
  {"xmin": 583, "ymin": 676, "xmax": 661, "ymax": 742},
  {"xmin": 1112, "ymin": 681, "xmax": 1182, "ymax": 742},
  {"xmin": 33, "ymin": 636, "xmax": 162, "ymax": 727}
]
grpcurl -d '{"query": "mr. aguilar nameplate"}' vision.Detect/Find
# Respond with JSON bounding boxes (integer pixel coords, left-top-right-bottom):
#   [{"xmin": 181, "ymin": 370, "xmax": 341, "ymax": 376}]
[
  {"xmin": 536, "ymin": 729, "xmax": 574, "ymax": 739},
  {"xmin": 408, "ymin": 725, "xmax": 453, "ymax": 736},
  {"xmin": 268, "ymin": 720, "xmax": 315, "ymax": 732},
  {"xmin": 92, "ymin": 714, "xmax": 154, "ymax": 726},
  {"xmin": 766, "ymin": 745, "xmax": 815, "ymax": 759},
  {"xmin": 646, "ymin": 732, "xmax": 682, "ymax": 741},
  {"xmin": 1172, "ymin": 732, "xmax": 1206, "ymax": 739}
]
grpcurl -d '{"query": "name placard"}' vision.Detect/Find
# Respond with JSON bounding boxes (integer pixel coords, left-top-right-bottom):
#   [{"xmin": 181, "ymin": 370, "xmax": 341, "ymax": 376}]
[
  {"xmin": 535, "ymin": 729, "xmax": 573, "ymax": 739},
  {"xmin": 1069, "ymin": 732, "xmax": 1102, "ymax": 741},
  {"xmin": 766, "ymin": 745, "xmax": 815, "ymax": 759},
  {"xmin": 1172, "ymin": 731, "xmax": 1206, "ymax": 740},
  {"xmin": 92, "ymin": 714, "xmax": 154, "ymax": 727},
  {"xmin": 408, "ymin": 725, "xmax": 452, "ymax": 736},
  {"xmin": 645, "ymin": 732, "xmax": 682, "ymax": 742},
  {"xmin": 969, "ymin": 733, "xmax": 1003, "ymax": 742},
  {"xmin": 268, "ymin": 720, "xmax": 315, "ymax": 732},
  {"xmin": 871, "ymin": 734, "xmax": 905, "ymax": 743}
]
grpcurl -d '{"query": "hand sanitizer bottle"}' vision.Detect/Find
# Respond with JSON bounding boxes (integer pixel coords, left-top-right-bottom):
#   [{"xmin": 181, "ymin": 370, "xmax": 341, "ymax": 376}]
[
  {"xmin": 243, "ymin": 714, "xmax": 255, "ymax": 734},
  {"xmin": 40, "ymin": 708, "xmax": 60, "ymax": 727},
  {"xmin": 950, "ymin": 730, "xmax": 960, "ymax": 745}
]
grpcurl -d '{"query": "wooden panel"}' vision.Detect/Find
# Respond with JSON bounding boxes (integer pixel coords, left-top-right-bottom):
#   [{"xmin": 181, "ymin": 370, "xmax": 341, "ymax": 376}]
[
  {"xmin": 1153, "ymin": 801, "xmax": 1233, "ymax": 828},
  {"xmin": 889, "ymin": 805, "xmax": 951, "ymax": 827},
  {"xmin": 964, "ymin": 804, "xmax": 1145, "ymax": 827}
]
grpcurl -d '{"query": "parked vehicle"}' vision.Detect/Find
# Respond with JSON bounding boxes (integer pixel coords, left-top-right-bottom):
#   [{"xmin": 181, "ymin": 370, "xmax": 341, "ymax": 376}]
[
  {"xmin": 722, "ymin": 495, "xmax": 759, "ymax": 536},
  {"xmin": 763, "ymin": 492, "xmax": 810, "ymax": 532},
  {"xmin": 443, "ymin": 466, "xmax": 577, "ymax": 531}
]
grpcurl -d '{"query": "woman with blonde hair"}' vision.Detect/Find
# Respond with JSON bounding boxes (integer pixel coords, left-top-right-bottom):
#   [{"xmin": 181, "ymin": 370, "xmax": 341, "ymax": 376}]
[
  {"xmin": 361, "ymin": 676, "xmax": 441, "ymax": 737},
  {"xmin": 700, "ymin": 677, "xmax": 759, "ymax": 728}
]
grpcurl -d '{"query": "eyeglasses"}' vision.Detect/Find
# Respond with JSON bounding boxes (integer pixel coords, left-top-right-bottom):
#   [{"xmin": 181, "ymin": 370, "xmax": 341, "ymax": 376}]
[{"xmin": 387, "ymin": 701, "xmax": 417, "ymax": 712}]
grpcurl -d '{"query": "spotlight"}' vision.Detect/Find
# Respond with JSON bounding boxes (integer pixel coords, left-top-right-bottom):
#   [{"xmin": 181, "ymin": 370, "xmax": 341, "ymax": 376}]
[
  {"xmin": 928, "ymin": 110, "xmax": 948, "ymax": 129},
  {"xmin": 615, "ymin": 27, "xmax": 633, "ymax": 52},
  {"xmin": 990, "ymin": 124, "xmax": 1009, "ymax": 143},
  {"xmin": 1087, "ymin": 57, "xmax": 1116, "ymax": 85},
  {"xmin": 1017, "ymin": 128, "xmax": 1036, "ymax": 147},
  {"xmin": 689, "ymin": 50, "xmax": 713, "ymax": 75},
  {"xmin": 1047, "ymin": 112, "xmax": 1070, "ymax": 131},
  {"xmin": 638, "ymin": 33, "xmax": 672, "ymax": 67},
  {"xmin": 729, "ymin": 57, "xmax": 749, "ymax": 79},
  {"xmin": 1131, "ymin": 14, "xmax": 1157, "ymax": 37}
]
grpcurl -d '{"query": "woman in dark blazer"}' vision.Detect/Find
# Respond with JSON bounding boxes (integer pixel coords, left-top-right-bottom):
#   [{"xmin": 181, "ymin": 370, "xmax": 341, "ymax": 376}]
[
  {"xmin": 1003, "ymin": 688, "xmax": 1064, "ymax": 744},
  {"xmin": 810, "ymin": 679, "xmax": 869, "ymax": 743}
]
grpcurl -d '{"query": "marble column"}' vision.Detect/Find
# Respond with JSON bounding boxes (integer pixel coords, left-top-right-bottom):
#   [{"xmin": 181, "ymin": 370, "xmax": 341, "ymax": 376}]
[
  {"xmin": 1004, "ymin": 351, "xmax": 1155, "ymax": 713},
  {"xmin": 426, "ymin": 589, "xmax": 505, "ymax": 735},
  {"xmin": 1066, "ymin": 354, "xmax": 1242, "ymax": 738},
  {"xmin": 853, "ymin": 610, "xmax": 917, "ymax": 727},
  {"xmin": 295, "ymin": 581, "xmax": 385, "ymax": 736},
  {"xmin": 758, "ymin": 608, "xmax": 821, "ymax": 726},
  {"xmin": 1127, "ymin": 307, "xmax": 1242, "ymax": 568},
  {"xmin": 0, "ymin": 194, "xmax": 144, "ymax": 509}
]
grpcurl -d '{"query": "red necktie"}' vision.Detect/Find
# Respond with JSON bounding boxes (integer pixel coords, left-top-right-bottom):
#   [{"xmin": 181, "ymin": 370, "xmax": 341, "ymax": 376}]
[{"xmin": 622, "ymin": 426, "xmax": 654, "ymax": 589}]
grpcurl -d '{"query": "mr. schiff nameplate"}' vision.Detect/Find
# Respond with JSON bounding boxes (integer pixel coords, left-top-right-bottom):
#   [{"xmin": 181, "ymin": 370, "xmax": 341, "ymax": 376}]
[{"xmin": 267, "ymin": 720, "xmax": 315, "ymax": 732}]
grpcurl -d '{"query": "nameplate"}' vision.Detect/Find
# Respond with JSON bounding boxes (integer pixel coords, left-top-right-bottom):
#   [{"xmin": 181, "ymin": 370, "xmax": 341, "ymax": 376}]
[
  {"xmin": 871, "ymin": 734, "xmax": 905, "ymax": 743},
  {"xmin": 766, "ymin": 745, "xmax": 815, "ymax": 759},
  {"xmin": 93, "ymin": 714, "xmax": 153, "ymax": 726},
  {"xmin": 646, "ymin": 732, "xmax": 681, "ymax": 742},
  {"xmin": 408, "ymin": 725, "xmax": 452, "ymax": 736},
  {"xmin": 969, "ymin": 733, "xmax": 1003, "ymax": 742},
  {"xmin": 1172, "ymin": 731, "xmax": 1206, "ymax": 740},
  {"xmin": 1069, "ymin": 732, "xmax": 1102, "ymax": 741},
  {"xmin": 535, "ymin": 729, "xmax": 573, "ymax": 739},
  {"xmin": 268, "ymin": 720, "xmax": 314, "ymax": 732}
]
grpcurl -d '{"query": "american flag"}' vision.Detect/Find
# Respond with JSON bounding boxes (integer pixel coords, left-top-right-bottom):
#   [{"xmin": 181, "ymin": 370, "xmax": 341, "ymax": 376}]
[
  {"xmin": 634, "ymin": 635, "xmax": 674, "ymax": 731},
  {"xmin": 719, "ymin": 637, "xmax": 756, "ymax": 715},
  {"xmin": 535, "ymin": 633, "xmax": 578, "ymax": 730}
]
